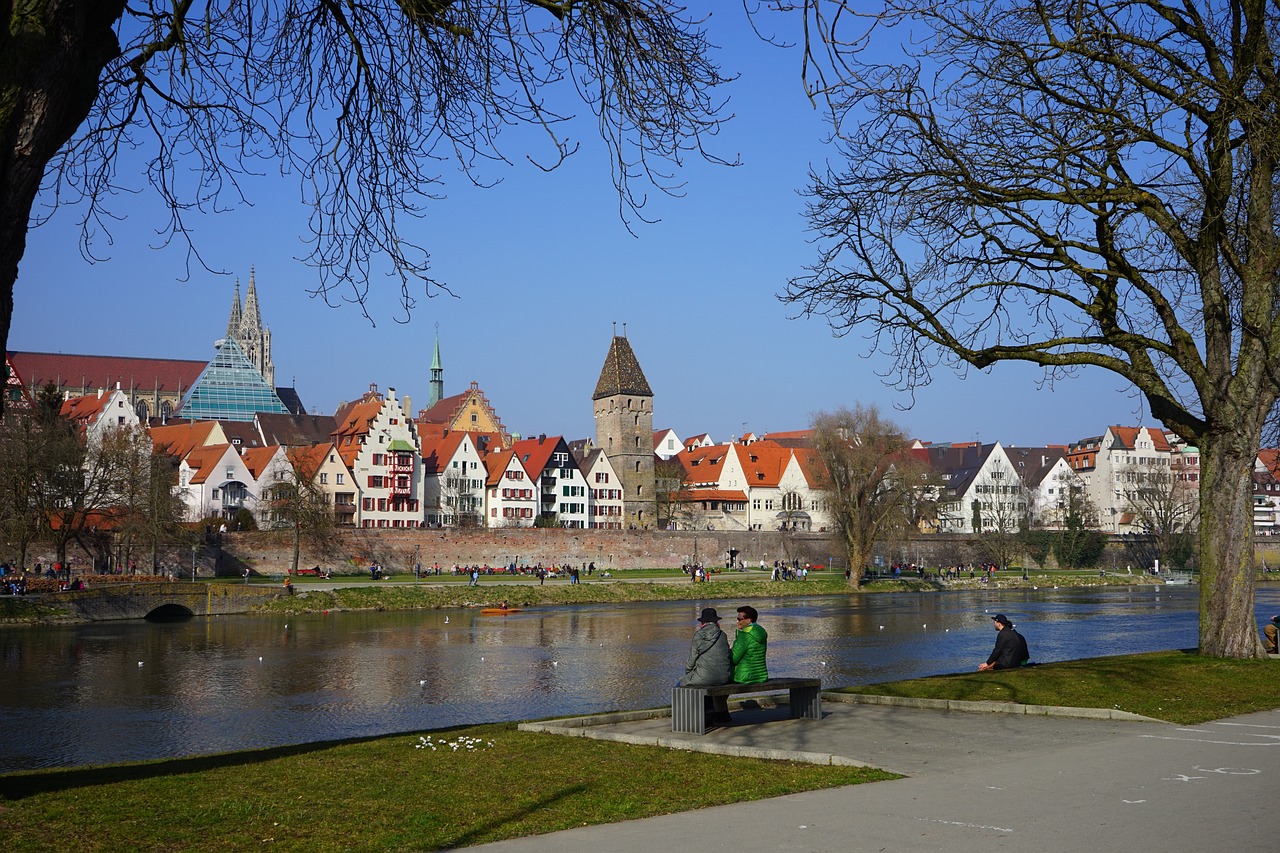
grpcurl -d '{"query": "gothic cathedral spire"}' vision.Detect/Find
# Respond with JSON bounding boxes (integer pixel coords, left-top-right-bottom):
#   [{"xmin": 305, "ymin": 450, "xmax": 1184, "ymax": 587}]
[{"xmin": 224, "ymin": 268, "xmax": 274, "ymax": 387}]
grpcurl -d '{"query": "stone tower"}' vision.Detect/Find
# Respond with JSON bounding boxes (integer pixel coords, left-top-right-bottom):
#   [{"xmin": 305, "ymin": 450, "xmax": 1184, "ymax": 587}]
[
  {"xmin": 593, "ymin": 330, "xmax": 657, "ymax": 528},
  {"xmin": 225, "ymin": 267, "xmax": 274, "ymax": 386}
]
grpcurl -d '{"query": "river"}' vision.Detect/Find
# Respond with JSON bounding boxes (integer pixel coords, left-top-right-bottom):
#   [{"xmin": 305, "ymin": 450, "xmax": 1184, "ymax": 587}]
[{"xmin": 3, "ymin": 585, "xmax": 1277, "ymax": 771}]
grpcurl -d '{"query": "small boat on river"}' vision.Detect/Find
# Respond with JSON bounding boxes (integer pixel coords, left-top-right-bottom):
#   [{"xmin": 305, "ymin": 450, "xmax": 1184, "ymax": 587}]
[{"xmin": 480, "ymin": 607, "xmax": 522, "ymax": 614}]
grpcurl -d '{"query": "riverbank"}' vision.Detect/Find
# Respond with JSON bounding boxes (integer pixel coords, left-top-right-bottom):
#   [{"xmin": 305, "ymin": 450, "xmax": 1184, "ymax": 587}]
[
  {"xmin": 1, "ymin": 650, "xmax": 1274, "ymax": 853},
  {"xmin": 0, "ymin": 569, "xmax": 1177, "ymax": 624}
]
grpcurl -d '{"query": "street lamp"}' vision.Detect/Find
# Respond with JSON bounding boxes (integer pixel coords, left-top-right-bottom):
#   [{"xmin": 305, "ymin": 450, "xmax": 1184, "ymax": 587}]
[{"xmin": 191, "ymin": 544, "xmax": 197, "ymax": 582}]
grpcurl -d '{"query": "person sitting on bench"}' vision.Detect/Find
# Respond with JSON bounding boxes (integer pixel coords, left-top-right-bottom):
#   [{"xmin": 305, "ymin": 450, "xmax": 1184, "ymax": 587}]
[{"xmin": 731, "ymin": 606, "xmax": 769, "ymax": 684}]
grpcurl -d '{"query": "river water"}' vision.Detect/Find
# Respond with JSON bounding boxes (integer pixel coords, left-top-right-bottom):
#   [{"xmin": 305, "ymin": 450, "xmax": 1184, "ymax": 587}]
[{"xmin": 3, "ymin": 585, "xmax": 1278, "ymax": 771}]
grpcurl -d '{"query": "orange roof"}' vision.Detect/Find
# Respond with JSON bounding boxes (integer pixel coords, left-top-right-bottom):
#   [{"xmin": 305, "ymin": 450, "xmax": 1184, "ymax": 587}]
[
  {"xmin": 59, "ymin": 392, "xmax": 111, "ymax": 429},
  {"xmin": 484, "ymin": 448, "xmax": 519, "ymax": 487},
  {"xmin": 287, "ymin": 442, "xmax": 333, "ymax": 479},
  {"xmin": 678, "ymin": 445, "xmax": 730, "ymax": 485},
  {"xmin": 730, "ymin": 442, "xmax": 791, "ymax": 488},
  {"xmin": 151, "ymin": 421, "xmax": 225, "ymax": 458},
  {"xmin": 331, "ymin": 397, "xmax": 383, "ymax": 467},
  {"xmin": 184, "ymin": 444, "xmax": 235, "ymax": 485},
  {"xmin": 1258, "ymin": 449, "xmax": 1280, "ymax": 477},
  {"xmin": 241, "ymin": 445, "xmax": 283, "ymax": 479},
  {"xmin": 510, "ymin": 435, "xmax": 566, "ymax": 478},
  {"xmin": 420, "ymin": 431, "xmax": 470, "ymax": 476},
  {"xmin": 1109, "ymin": 426, "xmax": 1172, "ymax": 452},
  {"xmin": 676, "ymin": 488, "xmax": 748, "ymax": 502}
]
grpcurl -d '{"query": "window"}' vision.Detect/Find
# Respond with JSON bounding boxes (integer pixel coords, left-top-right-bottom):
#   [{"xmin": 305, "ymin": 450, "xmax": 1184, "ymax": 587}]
[
  {"xmin": 336, "ymin": 473, "xmax": 344, "ymax": 484},
  {"xmin": 320, "ymin": 473, "xmax": 329, "ymax": 484}
]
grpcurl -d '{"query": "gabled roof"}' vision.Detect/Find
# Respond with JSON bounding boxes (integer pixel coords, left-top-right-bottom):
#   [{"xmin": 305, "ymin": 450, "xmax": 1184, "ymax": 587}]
[
  {"xmin": 731, "ymin": 442, "xmax": 791, "ymax": 489},
  {"xmin": 287, "ymin": 442, "xmax": 336, "ymax": 479},
  {"xmin": 218, "ymin": 420, "xmax": 264, "ymax": 449},
  {"xmin": 8, "ymin": 351, "xmax": 205, "ymax": 397},
  {"xmin": 3, "ymin": 354, "xmax": 33, "ymax": 411},
  {"xmin": 151, "ymin": 421, "xmax": 227, "ymax": 458},
  {"xmin": 1003, "ymin": 446, "xmax": 1069, "ymax": 488},
  {"xmin": 241, "ymin": 445, "xmax": 283, "ymax": 479},
  {"xmin": 256, "ymin": 412, "xmax": 338, "ymax": 446},
  {"xmin": 184, "ymin": 443, "xmax": 236, "ymax": 485},
  {"xmin": 926, "ymin": 442, "xmax": 999, "ymax": 495},
  {"xmin": 60, "ymin": 392, "xmax": 113, "ymax": 430},
  {"xmin": 420, "ymin": 431, "xmax": 472, "ymax": 476},
  {"xmin": 678, "ymin": 444, "xmax": 731, "ymax": 486},
  {"xmin": 1108, "ymin": 425, "xmax": 1173, "ymax": 452},
  {"xmin": 331, "ymin": 396, "xmax": 384, "ymax": 467},
  {"xmin": 484, "ymin": 448, "xmax": 519, "ymax": 488},
  {"xmin": 593, "ymin": 335, "xmax": 652, "ymax": 399},
  {"xmin": 510, "ymin": 435, "xmax": 570, "ymax": 477}
]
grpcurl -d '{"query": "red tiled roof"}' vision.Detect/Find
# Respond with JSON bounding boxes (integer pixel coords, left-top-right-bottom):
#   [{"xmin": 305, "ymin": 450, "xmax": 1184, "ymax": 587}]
[
  {"xmin": 241, "ymin": 446, "xmax": 282, "ymax": 479},
  {"xmin": 151, "ymin": 421, "xmax": 225, "ymax": 458},
  {"xmin": 9, "ymin": 351, "xmax": 205, "ymax": 395}
]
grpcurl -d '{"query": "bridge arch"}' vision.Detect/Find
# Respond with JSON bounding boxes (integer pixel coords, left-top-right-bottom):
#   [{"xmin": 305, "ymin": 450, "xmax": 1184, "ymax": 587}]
[{"xmin": 145, "ymin": 603, "xmax": 196, "ymax": 622}]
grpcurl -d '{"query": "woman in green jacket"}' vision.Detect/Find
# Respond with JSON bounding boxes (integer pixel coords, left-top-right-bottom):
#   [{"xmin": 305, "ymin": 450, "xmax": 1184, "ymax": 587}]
[{"xmin": 731, "ymin": 605, "xmax": 768, "ymax": 683}]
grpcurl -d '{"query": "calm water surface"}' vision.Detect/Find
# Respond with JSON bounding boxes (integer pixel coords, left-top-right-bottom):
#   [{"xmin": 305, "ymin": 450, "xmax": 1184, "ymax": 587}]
[{"xmin": 3, "ymin": 585, "xmax": 1277, "ymax": 771}]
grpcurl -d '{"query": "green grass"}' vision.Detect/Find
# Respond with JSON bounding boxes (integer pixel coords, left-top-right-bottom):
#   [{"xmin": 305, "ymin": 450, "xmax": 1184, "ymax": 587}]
[
  {"xmin": 248, "ymin": 575, "xmax": 858, "ymax": 614},
  {"xmin": 843, "ymin": 649, "xmax": 1280, "ymax": 724},
  {"xmin": 0, "ymin": 723, "xmax": 892, "ymax": 853}
]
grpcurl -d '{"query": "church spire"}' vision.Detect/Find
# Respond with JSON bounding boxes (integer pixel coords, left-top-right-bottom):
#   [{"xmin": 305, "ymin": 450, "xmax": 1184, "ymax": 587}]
[
  {"xmin": 428, "ymin": 324, "xmax": 444, "ymax": 408},
  {"xmin": 226, "ymin": 279, "xmax": 243, "ymax": 339},
  {"xmin": 242, "ymin": 265, "xmax": 262, "ymax": 331}
]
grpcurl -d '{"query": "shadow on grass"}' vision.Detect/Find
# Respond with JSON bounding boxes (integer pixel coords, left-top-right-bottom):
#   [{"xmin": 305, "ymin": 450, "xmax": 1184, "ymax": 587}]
[
  {"xmin": 0, "ymin": 724, "xmax": 483, "ymax": 801},
  {"xmin": 438, "ymin": 782, "xmax": 592, "ymax": 849}
]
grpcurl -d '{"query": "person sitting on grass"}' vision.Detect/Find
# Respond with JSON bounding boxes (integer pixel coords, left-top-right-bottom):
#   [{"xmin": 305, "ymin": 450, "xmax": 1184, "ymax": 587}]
[{"xmin": 978, "ymin": 613, "xmax": 1030, "ymax": 671}]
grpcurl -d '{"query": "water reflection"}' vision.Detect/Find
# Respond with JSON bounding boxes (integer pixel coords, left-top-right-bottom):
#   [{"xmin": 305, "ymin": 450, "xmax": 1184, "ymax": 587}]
[{"xmin": 3, "ymin": 586, "xmax": 1277, "ymax": 771}]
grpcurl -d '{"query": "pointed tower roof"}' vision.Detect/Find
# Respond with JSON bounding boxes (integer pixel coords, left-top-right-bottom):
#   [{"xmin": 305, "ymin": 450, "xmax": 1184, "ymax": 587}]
[
  {"xmin": 242, "ymin": 266, "xmax": 262, "ymax": 330},
  {"xmin": 593, "ymin": 335, "xmax": 652, "ymax": 400},
  {"xmin": 179, "ymin": 338, "xmax": 289, "ymax": 422},
  {"xmin": 226, "ymin": 280, "xmax": 243, "ymax": 339},
  {"xmin": 428, "ymin": 326, "xmax": 444, "ymax": 408}
]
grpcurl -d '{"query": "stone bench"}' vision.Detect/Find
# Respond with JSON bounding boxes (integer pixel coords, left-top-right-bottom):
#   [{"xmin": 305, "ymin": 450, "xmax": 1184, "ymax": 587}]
[{"xmin": 671, "ymin": 677, "xmax": 822, "ymax": 735}]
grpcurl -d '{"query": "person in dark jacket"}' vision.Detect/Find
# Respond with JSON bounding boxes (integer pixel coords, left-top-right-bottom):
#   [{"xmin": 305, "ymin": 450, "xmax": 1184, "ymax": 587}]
[
  {"xmin": 978, "ymin": 614, "xmax": 1030, "ymax": 671},
  {"xmin": 678, "ymin": 608, "xmax": 733, "ymax": 687}
]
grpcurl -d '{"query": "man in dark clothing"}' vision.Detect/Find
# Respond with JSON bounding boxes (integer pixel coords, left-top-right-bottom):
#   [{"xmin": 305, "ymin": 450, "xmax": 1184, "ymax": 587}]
[{"xmin": 979, "ymin": 613, "xmax": 1030, "ymax": 671}]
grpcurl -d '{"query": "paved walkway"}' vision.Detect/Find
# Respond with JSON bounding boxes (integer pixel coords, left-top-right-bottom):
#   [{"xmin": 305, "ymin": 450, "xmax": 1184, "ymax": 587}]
[{"xmin": 470, "ymin": 695, "xmax": 1280, "ymax": 852}]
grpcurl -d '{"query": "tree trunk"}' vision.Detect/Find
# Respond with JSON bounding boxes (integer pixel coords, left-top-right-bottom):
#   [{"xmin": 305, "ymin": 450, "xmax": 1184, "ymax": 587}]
[
  {"xmin": 0, "ymin": 2, "xmax": 125, "ymax": 395},
  {"xmin": 291, "ymin": 523, "xmax": 301, "ymax": 574},
  {"xmin": 1197, "ymin": 433, "xmax": 1266, "ymax": 658}
]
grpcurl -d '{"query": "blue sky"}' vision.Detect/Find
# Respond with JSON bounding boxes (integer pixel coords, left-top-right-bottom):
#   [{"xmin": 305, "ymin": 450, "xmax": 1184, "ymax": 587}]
[{"xmin": 11, "ymin": 9, "xmax": 1149, "ymax": 448}]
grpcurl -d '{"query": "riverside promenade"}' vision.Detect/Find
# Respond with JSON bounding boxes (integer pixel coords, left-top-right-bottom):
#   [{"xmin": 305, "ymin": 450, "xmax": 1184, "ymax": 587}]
[{"xmin": 473, "ymin": 695, "xmax": 1279, "ymax": 852}]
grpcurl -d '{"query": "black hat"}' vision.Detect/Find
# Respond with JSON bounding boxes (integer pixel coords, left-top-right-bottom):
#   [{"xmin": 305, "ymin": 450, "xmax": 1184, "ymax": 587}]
[
  {"xmin": 698, "ymin": 607, "xmax": 722, "ymax": 623},
  {"xmin": 992, "ymin": 614, "xmax": 1012, "ymax": 626}
]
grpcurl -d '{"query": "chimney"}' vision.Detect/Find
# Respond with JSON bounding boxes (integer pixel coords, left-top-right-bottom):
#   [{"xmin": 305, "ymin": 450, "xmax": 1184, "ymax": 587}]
[{"xmin": 402, "ymin": 394, "xmax": 411, "ymax": 417}]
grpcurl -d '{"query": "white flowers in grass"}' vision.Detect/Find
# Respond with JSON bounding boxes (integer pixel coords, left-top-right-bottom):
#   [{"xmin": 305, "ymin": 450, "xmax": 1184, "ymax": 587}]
[{"xmin": 415, "ymin": 735, "xmax": 494, "ymax": 752}]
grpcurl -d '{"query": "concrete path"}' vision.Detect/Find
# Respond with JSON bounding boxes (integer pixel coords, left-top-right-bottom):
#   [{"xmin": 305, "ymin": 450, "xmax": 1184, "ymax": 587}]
[{"xmin": 469, "ymin": 697, "xmax": 1280, "ymax": 852}]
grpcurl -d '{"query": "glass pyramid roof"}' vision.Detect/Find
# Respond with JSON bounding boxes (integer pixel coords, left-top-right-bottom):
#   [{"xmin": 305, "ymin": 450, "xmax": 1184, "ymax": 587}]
[{"xmin": 179, "ymin": 338, "xmax": 289, "ymax": 422}]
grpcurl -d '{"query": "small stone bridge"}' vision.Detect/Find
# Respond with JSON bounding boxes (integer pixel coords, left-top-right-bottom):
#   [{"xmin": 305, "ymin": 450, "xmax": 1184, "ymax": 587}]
[{"xmin": 46, "ymin": 583, "xmax": 282, "ymax": 622}]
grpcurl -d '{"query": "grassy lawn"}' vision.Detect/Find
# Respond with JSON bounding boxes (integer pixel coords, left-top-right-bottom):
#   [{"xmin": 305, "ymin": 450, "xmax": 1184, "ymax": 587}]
[
  {"xmin": 0, "ymin": 723, "xmax": 892, "ymax": 853},
  {"xmin": 843, "ymin": 649, "xmax": 1280, "ymax": 724}
]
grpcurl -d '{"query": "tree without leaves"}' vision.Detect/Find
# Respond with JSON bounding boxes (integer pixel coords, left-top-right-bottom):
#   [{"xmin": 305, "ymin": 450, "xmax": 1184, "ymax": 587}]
[
  {"xmin": 811, "ymin": 405, "xmax": 926, "ymax": 588},
  {"xmin": 270, "ymin": 447, "xmax": 340, "ymax": 574},
  {"xmin": 1, "ymin": 1, "xmax": 735, "ymax": 399},
  {"xmin": 782, "ymin": 0, "xmax": 1280, "ymax": 656}
]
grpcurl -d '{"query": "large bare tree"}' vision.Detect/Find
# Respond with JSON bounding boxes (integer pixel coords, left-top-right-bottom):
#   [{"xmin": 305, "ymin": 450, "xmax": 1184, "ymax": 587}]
[
  {"xmin": 2, "ymin": 1, "xmax": 733, "ymax": 394},
  {"xmin": 811, "ymin": 405, "xmax": 926, "ymax": 588},
  {"xmin": 782, "ymin": 0, "xmax": 1280, "ymax": 656}
]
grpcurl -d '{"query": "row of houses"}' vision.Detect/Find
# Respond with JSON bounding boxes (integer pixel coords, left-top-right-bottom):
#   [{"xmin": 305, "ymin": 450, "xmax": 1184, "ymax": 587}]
[{"xmin": 48, "ymin": 379, "xmax": 1280, "ymax": 538}]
